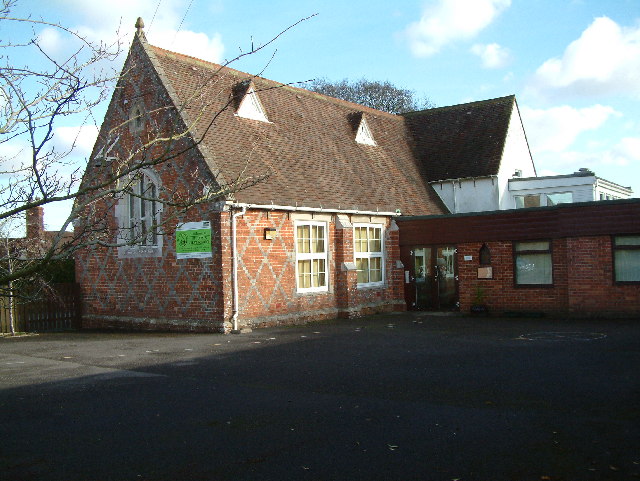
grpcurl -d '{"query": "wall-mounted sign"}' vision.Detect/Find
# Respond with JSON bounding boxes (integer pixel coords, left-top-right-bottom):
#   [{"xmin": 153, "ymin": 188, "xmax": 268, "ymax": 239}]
[
  {"xmin": 478, "ymin": 266, "xmax": 493, "ymax": 279},
  {"xmin": 176, "ymin": 221, "xmax": 212, "ymax": 259}
]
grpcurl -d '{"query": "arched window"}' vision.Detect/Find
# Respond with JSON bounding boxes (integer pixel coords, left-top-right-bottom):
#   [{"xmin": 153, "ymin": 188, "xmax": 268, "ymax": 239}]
[
  {"xmin": 479, "ymin": 243, "xmax": 491, "ymax": 265},
  {"xmin": 117, "ymin": 170, "xmax": 163, "ymax": 257},
  {"xmin": 129, "ymin": 102, "xmax": 146, "ymax": 133},
  {"xmin": 126, "ymin": 173, "xmax": 159, "ymax": 246}
]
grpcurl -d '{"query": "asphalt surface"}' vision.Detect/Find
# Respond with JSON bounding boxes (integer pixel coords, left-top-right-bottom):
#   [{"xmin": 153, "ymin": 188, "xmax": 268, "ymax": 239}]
[{"xmin": 0, "ymin": 312, "xmax": 638, "ymax": 481}]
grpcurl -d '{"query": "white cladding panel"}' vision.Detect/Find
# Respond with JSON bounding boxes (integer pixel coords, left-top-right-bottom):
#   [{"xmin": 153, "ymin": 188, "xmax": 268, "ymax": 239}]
[{"xmin": 431, "ymin": 178, "xmax": 499, "ymax": 213}]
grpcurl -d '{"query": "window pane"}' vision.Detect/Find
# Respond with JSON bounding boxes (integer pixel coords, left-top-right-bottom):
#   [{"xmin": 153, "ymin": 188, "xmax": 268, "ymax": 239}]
[
  {"xmin": 524, "ymin": 195, "xmax": 541, "ymax": 208},
  {"xmin": 369, "ymin": 257, "xmax": 382, "ymax": 282},
  {"xmin": 311, "ymin": 225, "xmax": 325, "ymax": 253},
  {"xmin": 546, "ymin": 192, "xmax": 573, "ymax": 206},
  {"xmin": 297, "ymin": 225, "xmax": 310, "ymax": 253},
  {"xmin": 312, "ymin": 259, "xmax": 326, "ymax": 287},
  {"xmin": 516, "ymin": 253, "xmax": 552, "ymax": 284},
  {"xmin": 369, "ymin": 227, "xmax": 382, "ymax": 252},
  {"xmin": 355, "ymin": 227, "xmax": 367, "ymax": 253},
  {"xmin": 615, "ymin": 251, "xmax": 640, "ymax": 281},
  {"xmin": 615, "ymin": 236, "xmax": 640, "ymax": 246},
  {"xmin": 356, "ymin": 258, "xmax": 369, "ymax": 284},
  {"xmin": 298, "ymin": 260, "xmax": 311, "ymax": 288},
  {"xmin": 515, "ymin": 241, "xmax": 550, "ymax": 252}
]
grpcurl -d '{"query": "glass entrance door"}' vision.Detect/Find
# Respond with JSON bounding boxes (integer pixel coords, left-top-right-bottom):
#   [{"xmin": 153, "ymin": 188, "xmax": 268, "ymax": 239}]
[
  {"xmin": 414, "ymin": 248, "xmax": 433, "ymax": 309},
  {"xmin": 413, "ymin": 246, "xmax": 458, "ymax": 310}
]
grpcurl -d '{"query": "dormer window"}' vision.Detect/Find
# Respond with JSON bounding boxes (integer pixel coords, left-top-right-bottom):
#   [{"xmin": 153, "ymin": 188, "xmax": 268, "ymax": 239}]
[
  {"xmin": 236, "ymin": 86, "xmax": 269, "ymax": 123},
  {"xmin": 355, "ymin": 116, "xmax": 376, "ymax": 146}
]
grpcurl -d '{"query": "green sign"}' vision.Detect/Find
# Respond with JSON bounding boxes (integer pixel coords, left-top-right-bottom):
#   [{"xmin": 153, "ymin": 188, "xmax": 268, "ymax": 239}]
[{"xmin": 176, "ymin": 221, "xmax": 212, "ymax": 259}]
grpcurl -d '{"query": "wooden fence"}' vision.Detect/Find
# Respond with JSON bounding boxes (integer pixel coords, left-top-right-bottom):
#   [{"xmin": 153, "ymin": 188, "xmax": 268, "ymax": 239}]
[{"xmin": 0, "ymin": 283, "xmax": 81, "ymax": 334}]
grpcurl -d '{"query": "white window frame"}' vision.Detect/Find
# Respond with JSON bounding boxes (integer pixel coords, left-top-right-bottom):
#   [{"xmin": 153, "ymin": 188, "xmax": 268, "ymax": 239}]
[
  {"xmin": 117, "ymin": 170, "xmax": 163, "ymax": 258},
  {"xmin": 295, "ymin": 221, "xmax": 329, "ymax": 293},
  {"xmin": 354, "ymin": 223, "xmax": 384, "ymax": 287}
]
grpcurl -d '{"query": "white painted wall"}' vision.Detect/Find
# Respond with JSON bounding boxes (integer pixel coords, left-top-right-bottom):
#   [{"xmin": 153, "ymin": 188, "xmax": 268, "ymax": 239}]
[{"xmin": 496, "ymin": 102, "xmax": 536, "ymax": 210}]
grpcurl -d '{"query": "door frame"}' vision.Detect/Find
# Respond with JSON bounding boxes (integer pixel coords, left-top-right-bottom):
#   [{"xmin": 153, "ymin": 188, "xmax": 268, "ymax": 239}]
[{"xmin": 404, "ymin": 245, "xmax": 459, "ymax": 311}]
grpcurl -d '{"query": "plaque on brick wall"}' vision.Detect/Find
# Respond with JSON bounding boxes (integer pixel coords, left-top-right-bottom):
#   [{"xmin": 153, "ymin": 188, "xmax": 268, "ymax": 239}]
[
  {"xmin": 176, "ymin": 221, "xmax": 212, "ymax": 259},
  {"xmin": 477, "ymin": 266, "xmax": 493, "ymax": 279}
]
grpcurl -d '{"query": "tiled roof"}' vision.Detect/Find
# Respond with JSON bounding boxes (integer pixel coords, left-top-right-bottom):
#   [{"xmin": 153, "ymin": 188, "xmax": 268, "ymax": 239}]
[
  {"xmin": 144, "ymin": 41, "xmax": 447, "ymax": 216},
  {"xmin": 403, "ymin": 95, "xmax": 515, "ymax": 181}
]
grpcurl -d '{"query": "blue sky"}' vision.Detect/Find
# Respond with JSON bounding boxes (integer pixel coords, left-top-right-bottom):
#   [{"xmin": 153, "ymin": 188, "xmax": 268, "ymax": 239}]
[{"xmin": 5, "ymin": 0, "xmax": 640, "ymax": 229}]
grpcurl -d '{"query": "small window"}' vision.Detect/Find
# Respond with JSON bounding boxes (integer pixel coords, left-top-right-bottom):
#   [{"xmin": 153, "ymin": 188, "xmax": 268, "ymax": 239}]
[
  {"xmin": 129, "ymin": 102, "xmax": 146, "ymax": 133},
  {"xmin": 295, "ymin": 221, "xmax": 328, "ymax": 292},
  {"xmin": 613, "ymin": 236, "xmax": 640, "ymax": 283},
  {"xmin": 514, "ymin": 194, "xmax": 541, "ymax": 209},
  {"xmin": 546, "ymin": 192, "xmax": 573, "ymax": 206},
  {"xmin": 514, "ymin": 241, "xmax": 552, "ymax": 286},
  {"xmin": 479, "ymin": 243, "xmax": 491, "ymax": 265},
  {"xmin": 354, "ymin": 224, "xmax": 384, "ymax": 286}
]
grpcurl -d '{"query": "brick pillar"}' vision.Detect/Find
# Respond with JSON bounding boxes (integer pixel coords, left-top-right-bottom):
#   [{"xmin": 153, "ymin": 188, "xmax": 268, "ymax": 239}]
[
  {"xmin": 335, "ymin": 215, "xmax": 359, "ymax": 318},
  {"xmin": 387, "ymin": 220, "xmax": 407, "ymax": 311}
]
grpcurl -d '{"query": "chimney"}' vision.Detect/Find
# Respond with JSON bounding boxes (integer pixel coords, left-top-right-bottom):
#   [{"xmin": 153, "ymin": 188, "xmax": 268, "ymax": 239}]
[{"xmin": 26, "ymin": 206, "xmax": 45, "ymax": 239}]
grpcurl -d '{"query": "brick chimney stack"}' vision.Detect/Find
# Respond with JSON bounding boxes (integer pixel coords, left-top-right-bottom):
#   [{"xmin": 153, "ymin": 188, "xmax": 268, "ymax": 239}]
[{"xmin": 26, "ymin": 206, "xmax": 45, "ymax": 239}]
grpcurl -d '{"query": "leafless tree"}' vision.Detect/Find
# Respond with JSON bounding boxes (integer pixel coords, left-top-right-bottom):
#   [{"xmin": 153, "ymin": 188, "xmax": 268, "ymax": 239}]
[
  {"xmin": 0, "ymin": 0, "xmax": 315, "ymax": 292},
  {"xmin": 309, "ymin": 77, "xmax": 434, "ymax": 114}
]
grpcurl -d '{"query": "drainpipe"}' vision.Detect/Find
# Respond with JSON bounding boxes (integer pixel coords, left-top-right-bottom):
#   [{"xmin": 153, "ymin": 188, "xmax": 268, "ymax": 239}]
[{"xmin": 231, "ymin": 204, "xmax": 247, "ymax": 333}]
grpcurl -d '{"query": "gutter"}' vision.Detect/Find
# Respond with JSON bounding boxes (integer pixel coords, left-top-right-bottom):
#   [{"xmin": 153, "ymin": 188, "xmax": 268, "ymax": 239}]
[
  {"xmin": 230, "ymin": 204, "xmax": 247, "ymax": 333},
  {"xmin": 225, "ymin": 201, "xmax": 400, "ymax": 217}
]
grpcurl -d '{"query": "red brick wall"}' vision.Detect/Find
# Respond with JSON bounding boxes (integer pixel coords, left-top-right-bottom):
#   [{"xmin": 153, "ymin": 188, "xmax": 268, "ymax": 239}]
[
  {"xmin": 455, "ymin": 237, "xmax": 640, "ymax": 317},
  {"xmin": 229, "ymin": 211, "xmax": 404, "ymax": 328},
  {"xmin": 75, "ymin": 36, "xmax": 406, "ymax": 332}
]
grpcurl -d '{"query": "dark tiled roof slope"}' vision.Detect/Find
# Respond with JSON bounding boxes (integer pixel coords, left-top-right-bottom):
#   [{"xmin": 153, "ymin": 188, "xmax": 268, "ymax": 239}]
[
  {"xmin": 403, "ymin": 95, "xmax": 515, "ymax": 181},
  {"xmin": 146, "ymin": 43, "xmax": 447, "ymax": 216}
]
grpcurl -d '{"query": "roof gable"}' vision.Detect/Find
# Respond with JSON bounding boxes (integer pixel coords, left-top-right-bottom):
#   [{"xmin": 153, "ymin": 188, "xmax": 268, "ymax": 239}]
[{"xmin": 403, "ymin": 95, "xmax": 516, "ymax": 181}]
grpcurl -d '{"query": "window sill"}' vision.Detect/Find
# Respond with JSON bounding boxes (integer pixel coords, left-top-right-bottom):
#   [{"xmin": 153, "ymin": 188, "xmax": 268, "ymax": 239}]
[
  {"xmin": 356, "ymin": 282, "xmax": 385, "ymax": 290},
  {"xmin": 296, "ymin": 288, "xmax": 329, "ymax": 296},
  {"xmin": 118, "ymin": 245, "xmax": 163, "ymax": 259}
]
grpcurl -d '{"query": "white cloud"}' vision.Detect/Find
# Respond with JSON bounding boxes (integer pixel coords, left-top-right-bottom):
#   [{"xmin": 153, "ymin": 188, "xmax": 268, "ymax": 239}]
[
  {"xmin": 520, "ymin": 104, "xmax": 618, "ymax": 153},
  {"xmin": 471, "ymin": 42, "xmax": 511, "ymax": 68},
  {"xmin": 534, "ymin": 136, "xmax": 640, "ymax": 183},
  {"xmin": 404, "ymin": 0, "xmax": 511, "ymax": 57},
  {"xmin": 529, "ymin": 16, "xmax": 640, "ymax": 99},
  {"xmin": 149, "ymin": 30, "xmax": 224, "ymax": 63},
  {"xmin": 602, "ymin": 137, "xmax": 640, "ymax": 166},
  {"xmin": 52, "ymin": 0, "xmax": 224, "ymax": 63},
  {"xmin": 53, "ymin": 125, "xmax": 100, "ymax": 157},
  {"xmin": 37, "ymin": 27, "xmax": 64, "ymax": 54}
]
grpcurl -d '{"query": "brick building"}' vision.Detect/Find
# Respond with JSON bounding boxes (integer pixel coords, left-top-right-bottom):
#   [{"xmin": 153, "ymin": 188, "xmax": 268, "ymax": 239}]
[
  {"xmin": 76, "ymin": 25, "xmax": 448, "ymax": 333},
  {"xmin": 75, "ymin": 23, "xmax": 639, "ymax": 332},
  {"xmin": 398, "ymin": 200, "xmax": 640, "ymax": 317}
]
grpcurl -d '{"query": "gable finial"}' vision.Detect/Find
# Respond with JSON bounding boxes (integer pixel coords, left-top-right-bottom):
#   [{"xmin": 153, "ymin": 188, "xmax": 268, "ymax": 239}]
[{"xmin": 135, "ymin": 17, "xmax": 145, "ymax": 35}]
